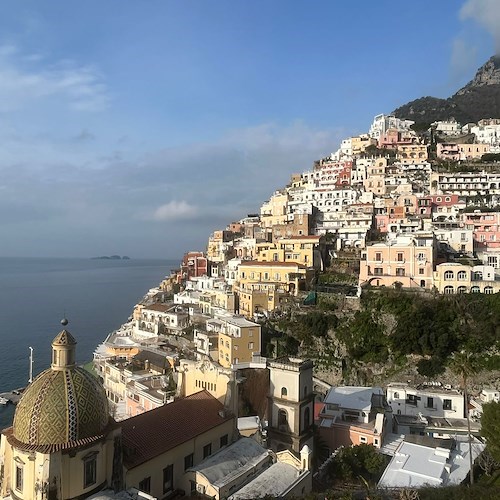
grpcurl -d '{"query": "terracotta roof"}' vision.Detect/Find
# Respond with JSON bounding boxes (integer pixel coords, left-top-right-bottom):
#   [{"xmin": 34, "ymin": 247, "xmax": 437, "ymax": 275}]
[{"xmin": 121, "ymin": 390, "xmax": 233, "ymax": 469}]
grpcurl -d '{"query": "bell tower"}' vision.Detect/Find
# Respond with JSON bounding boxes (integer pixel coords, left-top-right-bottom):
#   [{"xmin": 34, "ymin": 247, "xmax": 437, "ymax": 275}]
[{"xmin": 267, "ymin": 357, "xmax": 314, "ymax": 453}]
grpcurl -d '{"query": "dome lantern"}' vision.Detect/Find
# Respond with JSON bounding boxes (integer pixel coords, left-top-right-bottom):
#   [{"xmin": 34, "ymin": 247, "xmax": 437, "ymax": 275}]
[{"xmin": 51, "ymin": 329, "xmax": 77, "ymax": 370}]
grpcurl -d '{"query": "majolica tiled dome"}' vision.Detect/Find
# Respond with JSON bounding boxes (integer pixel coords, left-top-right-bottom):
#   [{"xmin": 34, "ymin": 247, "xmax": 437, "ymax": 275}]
[{"xmin": 13, "ymin": 330, "xmax": 109, "ymax": 448}]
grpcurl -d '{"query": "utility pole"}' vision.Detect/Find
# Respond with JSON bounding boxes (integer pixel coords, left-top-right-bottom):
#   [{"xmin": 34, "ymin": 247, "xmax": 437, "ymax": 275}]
[{"xmin": 28, "ymin": 346, "xmax": 34, "ymax": 384}]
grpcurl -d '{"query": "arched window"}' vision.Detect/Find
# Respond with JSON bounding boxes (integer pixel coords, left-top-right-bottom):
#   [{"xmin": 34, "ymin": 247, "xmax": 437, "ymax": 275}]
[
  {"xmin": 457, "ymin": 286, "xmax": 467, "ymax": 294},
  {"xmin": 278, "ymin": 409, "xmax": 288, "ymax": 431},
  {"xmin": 281, "ymin": 387, "xmax": 288, "ymax": 398},
  {"xmin": 393, "ymin": 392, "xmax": 399, "ymax": 399},
  {"xmin": 303, "ymin": 407, "xmax": 311, "ymax": 430},
  {"xmin": 444, "ymin": 270, "xmax": 454, "ymax": 281},
  {"xmin": 444, "ymin": 286, "xmax": 454, "ymax": 294},
  {"xmin": 457, "ymin": 271, "xmax": 467, "ymax": 281},
  {"xmin": 484, "ymin": 286, "xmax": 494, "ymax": 294},
  {"xmin": 474, "ymin": 271, "xmax": 483, "ymax": 280},
  {"xmin": 471, "ymin": 286, "xmax": 480, "ymax": 293}
]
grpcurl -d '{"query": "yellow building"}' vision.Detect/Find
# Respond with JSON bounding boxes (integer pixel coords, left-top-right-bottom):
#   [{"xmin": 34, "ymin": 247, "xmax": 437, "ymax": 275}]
[
  {"xmin": 260, "ymin": 191, "xmax": 289, "ymax": 228},
  {"xmin": 255, "ymin": 235, "xmax": 321, "ymax": 268},
  {"xmin": 433, "ymin": 263, "xmax": 500, "ymax": 294},
  {"xmin": 351, "ymin": 134, "xmax": 377, "ymax": 155},
  {"xmin": 216, "ymin": 315, "xmax": 261, "ymax": 368},
  {"xmin": 237, "ymin": 283, "xmax": 283, "ymax": 318},
  {"xmin": 397, "ymin": 143, "xmax": 428, "ymax": 163},
  {"xmin": 177, "ymin": 358, "xmax": 232, "ymax": 404},
  {"xmin": 238, "ymin": 261, "xmax": 311, "ymax": 297},
  {"xmin": 0, "ymin": 330, "xmax": 120, "ymax": 500},
  {"xmin": 121, "ymin": 390, "xmax": 236, "ymax": 498}
]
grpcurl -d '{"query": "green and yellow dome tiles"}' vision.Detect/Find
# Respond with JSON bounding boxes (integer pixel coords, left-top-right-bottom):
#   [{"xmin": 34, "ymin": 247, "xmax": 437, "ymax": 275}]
[{"xmin": 12, "ymin": 329, "xmax": 110, "ymax": 447}]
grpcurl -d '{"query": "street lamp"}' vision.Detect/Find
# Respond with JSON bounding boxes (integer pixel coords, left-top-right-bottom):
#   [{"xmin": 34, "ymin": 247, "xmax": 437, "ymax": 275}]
[{"xmin": 28, "ymin": 346, "xmax": 34, "ymax": 384}]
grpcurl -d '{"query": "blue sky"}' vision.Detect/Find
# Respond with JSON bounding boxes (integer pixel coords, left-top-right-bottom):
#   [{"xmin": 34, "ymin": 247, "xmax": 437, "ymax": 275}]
[{"xmin": 0, "ymin": 0, "xmax": 498, "ymax": 258}]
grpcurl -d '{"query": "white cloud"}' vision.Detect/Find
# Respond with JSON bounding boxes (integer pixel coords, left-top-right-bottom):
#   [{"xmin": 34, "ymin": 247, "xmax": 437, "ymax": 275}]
[
  {"xmin": 0, "ymin": 44, "xmax": 109, "ymax": 112},
  {"xmin": 152, "ymin": 200, "xmax": 198, "ymax": 221},
  {"xmin": 460, "ymin": 0, "xmax": 500, "ymax": 53}
]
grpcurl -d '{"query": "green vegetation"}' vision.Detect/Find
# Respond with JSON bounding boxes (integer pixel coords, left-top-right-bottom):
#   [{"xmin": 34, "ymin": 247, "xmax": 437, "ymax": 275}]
[
  {"xmin": 481, "ymin": 402, "xmax": 500, "ymax": 463},
  {"xmin": 324, "ymin": 444, "xmax": 388, "ymax": 486},
  {"xmin": 265, "ymin": 289, "xmax": 500, "ymax": 378}
]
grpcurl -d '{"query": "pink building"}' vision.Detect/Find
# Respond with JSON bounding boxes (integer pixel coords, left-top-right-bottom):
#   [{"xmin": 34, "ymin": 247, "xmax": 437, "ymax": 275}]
[
  {"xmin": 463, "ymin": 211, "xmax": 500, "ymax": 251},
  {"xmin": 359, "ymin": 233, "xmax": 436, "ymax": 289}
]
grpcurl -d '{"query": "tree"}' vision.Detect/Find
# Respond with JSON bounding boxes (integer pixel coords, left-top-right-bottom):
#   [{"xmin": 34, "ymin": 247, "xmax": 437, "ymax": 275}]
[
  {"xmin": 449, "ymin": 351, "xmax": 481, "ymax": 484},
  {"xmin": 481, "ymin": 401, "xmax": 500, "ymax": 463}
]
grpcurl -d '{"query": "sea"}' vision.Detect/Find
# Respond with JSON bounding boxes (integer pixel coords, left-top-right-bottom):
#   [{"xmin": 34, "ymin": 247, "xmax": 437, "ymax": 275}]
[{"xmin": 0, "ymin": 256, "xmax": 178, "ymax": 429}]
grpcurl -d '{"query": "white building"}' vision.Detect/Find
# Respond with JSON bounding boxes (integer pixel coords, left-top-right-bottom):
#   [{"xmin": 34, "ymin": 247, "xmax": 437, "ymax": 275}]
[{"xmin": 387, "ymin": 383, "xmax": 465, "ymax": 419}]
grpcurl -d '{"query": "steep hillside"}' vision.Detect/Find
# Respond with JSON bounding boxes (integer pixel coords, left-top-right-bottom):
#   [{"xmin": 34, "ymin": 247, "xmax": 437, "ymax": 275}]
[{"xmin": 393, "ymin": 55, "xmax": 500, "ymax": 124}]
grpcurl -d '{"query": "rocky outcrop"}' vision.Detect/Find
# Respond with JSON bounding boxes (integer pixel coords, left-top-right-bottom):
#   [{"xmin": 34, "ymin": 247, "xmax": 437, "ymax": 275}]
[{"xmin": 393, "ymin": 55, "xmax": 500, "ymax": 124}]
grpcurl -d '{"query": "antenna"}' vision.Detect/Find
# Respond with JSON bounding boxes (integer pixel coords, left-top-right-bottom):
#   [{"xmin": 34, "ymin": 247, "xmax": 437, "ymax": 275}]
[{"xmin": 28, "ymin": 346, "xmax": 34, "ymax": 384}]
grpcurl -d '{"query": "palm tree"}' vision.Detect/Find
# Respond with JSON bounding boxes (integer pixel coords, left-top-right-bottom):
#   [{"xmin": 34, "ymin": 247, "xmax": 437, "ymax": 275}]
[{"xmin": 450, "ymin": 350, "xmax": 480, "ymax": 485}]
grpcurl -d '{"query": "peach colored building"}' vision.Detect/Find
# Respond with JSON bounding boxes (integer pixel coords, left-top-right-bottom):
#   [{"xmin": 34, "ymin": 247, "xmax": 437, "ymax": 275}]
[
  {"xmin": 359, "ymin": 232, "xmax": 437, "ymax": 289},
  {"xmin": 318, "ymin": 387, "xmax": 389, "ymax": 452}
]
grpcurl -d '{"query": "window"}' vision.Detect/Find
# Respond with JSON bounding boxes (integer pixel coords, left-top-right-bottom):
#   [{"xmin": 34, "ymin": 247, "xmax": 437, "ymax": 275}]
[
  {"xmin": 426, "ymin": 397, "xmax": 434, "ymax": 409},
  {"xmin": 396, "ymin": 268, "xmax": 405, "ymax": 276},
  {"xmin": 375, "ymin": 252, "xmax": 382, "ymax": 262},
  {"xmin": 374, "ymin": 267, "xmax": 383, "ymax": 275},
  {"xmin": 15, "ymin": 465, "xmax": 23, "ymax": 492},
  {"xmin": 393, "ymin": 392, "xmax": 399, "ymax": 399},
  {"xmin": 163, "ymin": 465, "xmax": 174, "ymax": 494},
  {"xmin": 471, "ymin": 286, "xmax": 480, "ymax": 293},
  {"xmin": 278, "ymin": 409, "xmax": 288, "ymax": 431},
  {"xmin": 83, "ymin": 453, "xmax": 97, "ymax": 489},
  {"xmin": 220, "ymin": 434, "xmax": 228, "ymax": 448},
  {"xmin": 457, "ymin": 270, "xmax": 467, "ymax": 281},
  {"xmin": 444, "ymin": 270, "xmax": 454, "ymax": 280},
  {"xmin": 203, "ymin": 443, "xmax": 212, "ymax": 459},
  {"xmin": 457, "ymin": 286, "xmax": 467, "ymax": 294},
  {"xmin": 303, "ymin": 407, "xmax": 311, "ymax": 430},
  {"xmin": 360, "ymin": 436, "xmax": 368, "ymax": 443},
  {"xmin": 397, "ymin": 252, "xmax": 404, "ymax": 262},
  {"xmin": 443, "ymin": 399, "xmax": 452, "ymax": 411},
  {"xmin": 184, "ymin": 453, "xmax": 194, "ymax": 471},
  {"xmin": 139, "ymin": 477, "xmax": 151, "ymax": 494},
  {"xmin": 444, "ymin": 286, "xmax": 454, "ymax": 294},
  {"xmin": 281, "ymin": 387, "xmax": 288, "ymax": 398},
  {"xmin": 484, "ymin": 286, "xmax": 494, "ymax": 294},
  {"xmin": 419, "ymin": 268, "xmax": 424, "ymax": 275}
]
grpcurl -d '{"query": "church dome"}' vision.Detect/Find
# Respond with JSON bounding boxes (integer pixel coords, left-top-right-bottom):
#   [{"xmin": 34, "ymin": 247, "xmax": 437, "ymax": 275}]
[{"xmin": 12, "ymin": 329, "xmax": 110, "ymax": 448}]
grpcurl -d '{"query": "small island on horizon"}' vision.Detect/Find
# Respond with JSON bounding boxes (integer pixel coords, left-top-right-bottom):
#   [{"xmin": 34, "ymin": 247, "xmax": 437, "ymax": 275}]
[{"xmin": 91, "ymin": 255, "xmax": 130, "ymax": 260}]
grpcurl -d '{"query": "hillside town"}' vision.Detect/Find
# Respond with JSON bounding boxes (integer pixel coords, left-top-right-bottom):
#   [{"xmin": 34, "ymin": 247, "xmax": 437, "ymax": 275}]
[{"xmin": 2, "ymin": 112, "xmax": 500, "ymax": 500}]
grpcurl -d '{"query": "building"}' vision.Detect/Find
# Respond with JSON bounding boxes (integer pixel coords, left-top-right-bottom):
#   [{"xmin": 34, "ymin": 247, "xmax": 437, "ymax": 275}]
[
  {"xmin": 359, "ymin": 232, "xmax": 437, "ymax": 289},
  {"xmin": 215, "ymin": 314, "xmax": 261, "ymax": 368},
  {"xmin": 386, "ymin": 383, "xmax": 465, "ymax": 419},
  {"xmin": 267, "ymin": 358, "xmax": 314, "ymax": 454},
  {"xmin": 433, "ymin": 263, "xmax": 500, "ymax": 294},
  {"xmin": 318, "ymin": 386, "xmax": 389, "ymax": 452},
  {"xmin": 0, "ymin": 330, "xmax": 121, "ymax": 500},
  {"xmin": 378, "ymin": 435, "xmax": 484, "ymax": 489},
  {"xmin": 121, "ymin": 390, "xmax": 236, "ymax": 498}
]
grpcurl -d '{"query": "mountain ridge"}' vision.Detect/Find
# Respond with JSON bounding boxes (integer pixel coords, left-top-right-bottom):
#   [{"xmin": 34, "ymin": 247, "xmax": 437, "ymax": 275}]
[{"xmin": 393, "ymin": 55, "xmax": 500, "ymax": 124}]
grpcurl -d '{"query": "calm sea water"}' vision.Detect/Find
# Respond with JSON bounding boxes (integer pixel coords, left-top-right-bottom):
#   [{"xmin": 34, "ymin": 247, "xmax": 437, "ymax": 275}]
[{"xmin": 0, "ymin": 257, "xmax": 178, "ymax": 428}]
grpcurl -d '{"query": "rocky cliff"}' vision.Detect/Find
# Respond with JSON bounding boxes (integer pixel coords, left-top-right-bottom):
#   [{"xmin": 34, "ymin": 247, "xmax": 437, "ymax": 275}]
[{"xmin": 393, "ymin": 55, "xmax": 500, "ymax": 124}]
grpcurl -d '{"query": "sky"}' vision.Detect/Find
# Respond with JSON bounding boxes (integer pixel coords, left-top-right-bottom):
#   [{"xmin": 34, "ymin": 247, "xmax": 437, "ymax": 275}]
[{"xmin": 0, "ymin": 0, "xmax": 498, "ymax": 259}]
